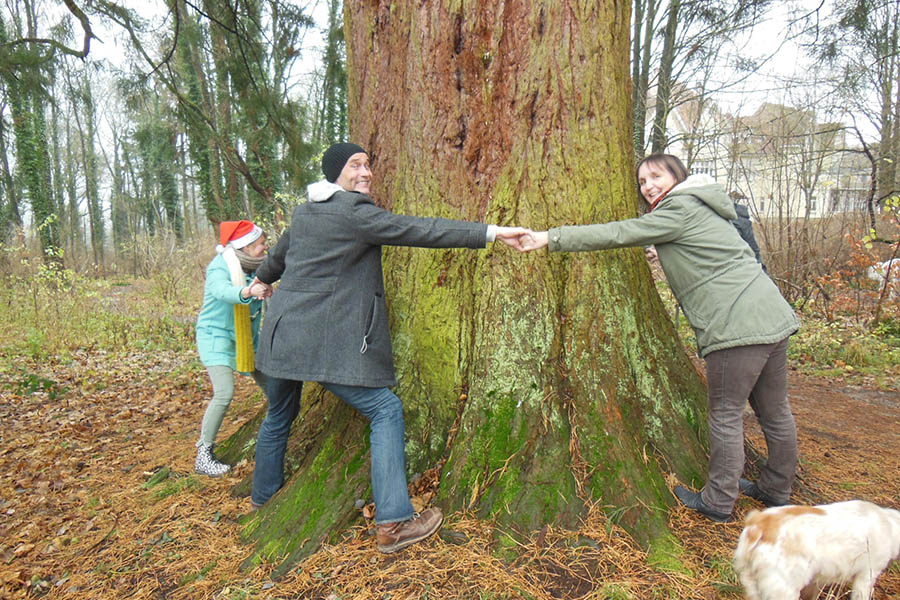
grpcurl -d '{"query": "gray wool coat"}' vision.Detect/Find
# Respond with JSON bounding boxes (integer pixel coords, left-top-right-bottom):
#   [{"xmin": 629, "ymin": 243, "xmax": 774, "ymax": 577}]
[{"xmin": 255, "ymin": 189, "xmax": 488, "ymax": 387}]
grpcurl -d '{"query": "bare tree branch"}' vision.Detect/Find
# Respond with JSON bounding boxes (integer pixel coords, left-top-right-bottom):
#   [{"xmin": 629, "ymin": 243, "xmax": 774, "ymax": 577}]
[{"xmin": 2, "ymin": 0, "xmax": 99, "ymax": 60}]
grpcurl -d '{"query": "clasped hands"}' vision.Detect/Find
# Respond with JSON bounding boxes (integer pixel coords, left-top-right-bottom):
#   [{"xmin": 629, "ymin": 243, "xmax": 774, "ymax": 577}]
[
  {"xmin": 243, "ymin": 278, "xmax": 273, "ymax": 300},
  {"xmin": 244, "ymin": 228, "xmax": 547, "ymax": 301},
  {"xmin": 494, "ymin": 227, "xmax": 549, "ymax": 252}
]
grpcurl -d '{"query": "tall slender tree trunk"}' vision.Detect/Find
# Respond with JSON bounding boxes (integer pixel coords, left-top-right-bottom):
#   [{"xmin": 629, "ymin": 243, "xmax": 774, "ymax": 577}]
[
  {"xmin": 890, "ymin": 39, "xmax": 900, "ymax": 201},
  {"xmin": 877, "ymin": 55, "xmax": 895, "ymax": 203},
  {"xmin": 177, "ymin": 0, "xmax": 225, "ymax": 223},
  {"xmin": 71, "ymin": 78, "xmax": 104, "ymax": 268},
  {"xmin": 17, "ymin": 88, "xmax": 59, "ymax": 258},
  {"xmin": 48, "ymin": 78, "xmax": 67, "ymax": 253},
  {"xmin": 108, "ymin": 138, "xmax": 128, "ymax": 253},
  {"xmin": 205, "ymin": 0, "xmax": 240, "ymax": 216},
  {"xmin": 650, "ymin": 0, "xmax": 680, "ymax": 154},
  {"xmin": 234, "ymin": 0, "xmax": 708, "ymax": 575},
  {"xmin": 0, "ymin": 114, "xmax": 22, "ymax": 239},
  {"xmin": 632, "ymin": 0, "xmax": 660, "ymax": 158},
  {"xmin": 84, "ymin": 82, "xmax": 104, "ymax": 266},
  {"xmin": 63, "ymin": 112, "xmax": 80, "ymax": 256},
  {"xmin": 178, "ymin": 135, "xmax": 193, "ymax": 238},
  {"xmin": 317, "ymin": 0, "xmax": 348, "ymax": 146}
]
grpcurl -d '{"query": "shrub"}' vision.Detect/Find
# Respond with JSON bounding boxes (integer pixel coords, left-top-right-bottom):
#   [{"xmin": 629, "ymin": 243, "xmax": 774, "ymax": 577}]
[{"xmin": 0, "ymin": 238, "xmax": 202, "ymax": 358}]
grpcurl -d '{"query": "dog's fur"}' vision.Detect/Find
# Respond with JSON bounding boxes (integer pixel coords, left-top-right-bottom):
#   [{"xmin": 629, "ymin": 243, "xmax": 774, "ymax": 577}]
[{"xmin": 733, "ymin": 500, "xmax": 900, "ymax": 600}]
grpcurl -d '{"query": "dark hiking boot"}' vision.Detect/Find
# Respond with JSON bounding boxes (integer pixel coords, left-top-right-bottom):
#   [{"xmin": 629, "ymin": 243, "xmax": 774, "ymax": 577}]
[
  {"xmin": 673, "ymin": 486, "xmax": 733, "ymax": 523},
  {"xmin": 739, "ymin": 478, "xmax": 790, "ymax": 508},
  {"xmin": 376, "ymin": 507, "xmax": 443, "ymax": 553}
]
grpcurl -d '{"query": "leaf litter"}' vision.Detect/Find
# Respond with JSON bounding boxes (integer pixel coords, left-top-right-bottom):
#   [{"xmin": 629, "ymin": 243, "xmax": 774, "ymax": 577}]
[{"xmin": 1, "ymin": 349, "xmax": 899, "ymax": 599}]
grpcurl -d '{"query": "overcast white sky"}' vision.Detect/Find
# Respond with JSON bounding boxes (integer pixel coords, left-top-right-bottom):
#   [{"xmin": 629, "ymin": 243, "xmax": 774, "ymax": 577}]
[
  {"xmin": 695, "ymin": 1, "xmax": 880, "ymax": 142},
  {"xmin": 705, "ymin": 2, "xmax": 812, "ymax": 111},
  {"xmin": 83, "ymin": 1, "xmax": 808, "ymax": 106},
  {"xmin": 88, "ymin": 0, "xmax": 329, "ymax": 76}
]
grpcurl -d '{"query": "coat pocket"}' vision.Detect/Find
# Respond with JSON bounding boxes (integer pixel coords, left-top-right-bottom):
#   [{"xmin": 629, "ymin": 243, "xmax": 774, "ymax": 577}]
[
  {"xmin": 361, "ymin": 292, "xmax": 383, "ymax": 354},
  {"xmin": 679, "ymin": 302, "xmax": 710, "ymax": 331},
  {"xmin": 267, "ymin": 313, "xmax": 285, "ymax": 356},
  {"xmin": 678, "ymin": 286, "xmax": 712, "ymax": 333}
]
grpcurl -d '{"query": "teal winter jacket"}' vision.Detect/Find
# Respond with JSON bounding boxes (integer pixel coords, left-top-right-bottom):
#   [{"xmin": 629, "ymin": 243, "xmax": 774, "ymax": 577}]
[
  {"xmin": 547, "ymin": 175, "xmax": 799, "ymax": 357},
  {"xmin": 195, "ymin": 253, "xmax": 262, "ymax": 371}
]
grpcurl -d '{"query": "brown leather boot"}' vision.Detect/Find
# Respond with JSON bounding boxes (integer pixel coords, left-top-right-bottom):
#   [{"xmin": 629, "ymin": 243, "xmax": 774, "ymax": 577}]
[{"xmin": 375, "ymin": 507, "xmax": 443, "ymax": 553}]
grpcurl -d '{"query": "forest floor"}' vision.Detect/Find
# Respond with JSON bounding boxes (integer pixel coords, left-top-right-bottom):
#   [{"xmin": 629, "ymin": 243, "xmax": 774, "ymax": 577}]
[{"xmin": 2, "ymin": 346, "xmax": 899, "ymax": 600}]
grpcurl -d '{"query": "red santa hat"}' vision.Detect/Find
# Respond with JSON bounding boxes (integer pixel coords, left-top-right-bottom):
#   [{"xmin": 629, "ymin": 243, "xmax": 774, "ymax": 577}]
[{"xmin": 218, "ymin": 220, "xmax": 263, "ymax": 250}]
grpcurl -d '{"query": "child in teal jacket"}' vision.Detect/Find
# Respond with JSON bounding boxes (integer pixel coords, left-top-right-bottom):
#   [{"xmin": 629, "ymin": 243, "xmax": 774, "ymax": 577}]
[{"xmin": 195, "ymin": 220, "xmax": 269, "ymax": 476}]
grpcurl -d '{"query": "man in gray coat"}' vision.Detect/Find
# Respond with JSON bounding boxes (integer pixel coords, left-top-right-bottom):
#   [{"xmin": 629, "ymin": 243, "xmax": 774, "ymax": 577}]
[{"xmin": 249, "ymin": 142, "xmax": 528, "ymax": 553}]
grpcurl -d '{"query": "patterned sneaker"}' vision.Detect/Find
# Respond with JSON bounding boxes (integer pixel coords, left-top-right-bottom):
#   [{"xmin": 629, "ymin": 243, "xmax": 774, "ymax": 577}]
[
  {"xmin": 195, "ymin": 444, "xmax": 230, "ymax": 477},
  {"xmin": 376, "ymin": 507, "xmax": 443, "ymax": 553}
]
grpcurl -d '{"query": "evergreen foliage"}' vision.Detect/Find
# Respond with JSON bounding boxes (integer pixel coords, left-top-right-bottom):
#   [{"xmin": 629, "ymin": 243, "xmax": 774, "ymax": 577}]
[
  {"xmin": 316, "ymin": 0, "xmax": 347, "ymax": 146},
  {"xmin": 1, "ymin": 9, "xmax": 60, "ymax": 257},
  {"xmin": 0, "ymin": 0, "xmax": 331, "ymax": 267}
]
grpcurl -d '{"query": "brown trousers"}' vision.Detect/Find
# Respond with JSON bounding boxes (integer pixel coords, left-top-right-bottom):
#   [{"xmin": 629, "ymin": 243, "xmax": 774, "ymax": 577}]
[{"xmin": 700, "ymin": 336, "xmax": 798, "ymax": 513}]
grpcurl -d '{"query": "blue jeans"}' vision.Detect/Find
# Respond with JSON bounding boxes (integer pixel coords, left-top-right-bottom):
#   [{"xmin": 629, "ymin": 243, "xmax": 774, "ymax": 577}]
[{"xmin": 251, "ymin": 377, "xmax": 415, "ymax": 524}]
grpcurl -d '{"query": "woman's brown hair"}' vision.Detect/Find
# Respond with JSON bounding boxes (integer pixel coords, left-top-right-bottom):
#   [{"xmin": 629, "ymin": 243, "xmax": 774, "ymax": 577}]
[{"xmin": 635, "ymin": 154, "xmax": 689, "ymax": 190}]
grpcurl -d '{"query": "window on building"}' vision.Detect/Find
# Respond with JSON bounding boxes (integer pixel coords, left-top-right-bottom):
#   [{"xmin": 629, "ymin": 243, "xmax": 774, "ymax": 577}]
[{"xmin": 692, "ymin": 161, "xmax": 714, "ymax": 177}]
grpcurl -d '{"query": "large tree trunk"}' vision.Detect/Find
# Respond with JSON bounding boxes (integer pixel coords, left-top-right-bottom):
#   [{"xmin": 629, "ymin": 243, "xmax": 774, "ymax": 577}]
[{"xmin": 234, "ymin": 0, "xmax": 708, "ymax": 576}]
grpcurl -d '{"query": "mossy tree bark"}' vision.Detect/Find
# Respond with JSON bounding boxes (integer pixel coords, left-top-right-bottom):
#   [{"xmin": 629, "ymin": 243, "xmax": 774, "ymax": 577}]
[{"xmin": 236, "ymin": 0, "xmax": 709, "ymax": 575}]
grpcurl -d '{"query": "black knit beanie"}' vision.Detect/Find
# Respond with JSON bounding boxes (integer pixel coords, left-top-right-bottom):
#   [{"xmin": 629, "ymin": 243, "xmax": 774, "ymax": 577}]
[{"xmin": 322, "ymin": 142, "xmax": 367, "ymax": 183}]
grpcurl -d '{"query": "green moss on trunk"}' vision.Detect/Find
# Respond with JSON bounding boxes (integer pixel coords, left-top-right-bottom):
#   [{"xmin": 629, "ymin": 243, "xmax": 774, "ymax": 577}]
[
  {"xmin": 237, "ymin": 390, "xmax": 372, "ymax": 576},
  {"xmin": 230, "ymin": 0, "xmax": 715, "ymax": 575}
]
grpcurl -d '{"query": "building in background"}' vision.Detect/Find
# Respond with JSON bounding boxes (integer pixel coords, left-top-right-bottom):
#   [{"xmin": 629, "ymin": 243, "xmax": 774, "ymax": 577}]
[{"xmin": 650, "ymin": 92, "xmax": 872, "ymax": 221}]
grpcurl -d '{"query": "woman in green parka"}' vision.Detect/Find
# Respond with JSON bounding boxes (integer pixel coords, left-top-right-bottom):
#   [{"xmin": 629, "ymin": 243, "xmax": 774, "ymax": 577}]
[
  {"xmin": 194, "ymin": 220, "xmax": 270, "ymax": 477},
  {"xmin": 522, "ymin": 154, "xmax": 800, "ymax": 522}
]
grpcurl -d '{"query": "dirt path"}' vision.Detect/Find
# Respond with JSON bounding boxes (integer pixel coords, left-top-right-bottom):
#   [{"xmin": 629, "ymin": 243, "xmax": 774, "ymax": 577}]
[
  {"xmin": 759, "ymin": 374, "xmax": 900, "ymax": 508},
  {"xmin": 737, "ymin": 374, "xmax": 900, "ymax": 599},
  {"xmin": 1, "ymin": 353, "xmax": 899, "ymax": 599}
]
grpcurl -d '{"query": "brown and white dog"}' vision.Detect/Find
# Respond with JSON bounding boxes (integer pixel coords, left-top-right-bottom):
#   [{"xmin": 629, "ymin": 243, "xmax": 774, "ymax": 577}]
[{"xmin": 733, "ymin": 501, "xmax": 900, "ymax": 600}]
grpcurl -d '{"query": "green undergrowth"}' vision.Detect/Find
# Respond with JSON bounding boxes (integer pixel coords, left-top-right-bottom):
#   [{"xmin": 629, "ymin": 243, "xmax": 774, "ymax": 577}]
[
  {"xmin": 646, "ymin": 532, "xmax": 692, "ymax": 577},
  {"xmin": 0, "ymin": 265, "xmax": 197, "ymax": 360},
  {"xmin": 651, "ymin": 276, "xmax": 900, "ymax": 390},
  {"xmin": 141, "ymin": 466, "xmax": 205, "ymax": 501},
  {"xmin": 788, "ymin": 316, "xmax": 900, "ymax": 386}
]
